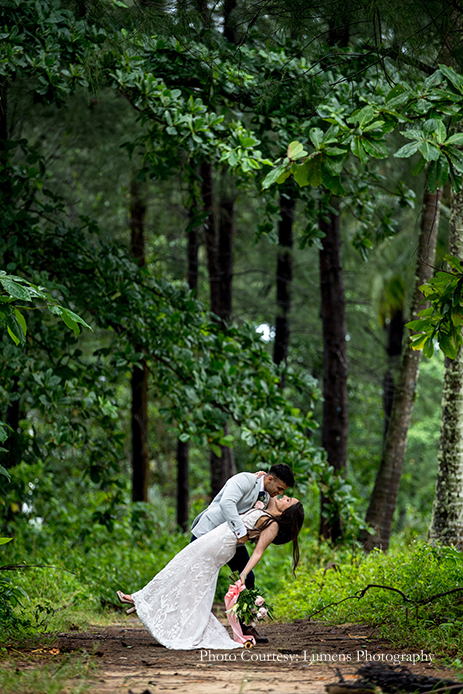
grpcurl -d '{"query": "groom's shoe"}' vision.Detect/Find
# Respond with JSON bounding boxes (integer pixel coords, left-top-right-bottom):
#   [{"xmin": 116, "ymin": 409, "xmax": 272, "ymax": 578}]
[{"xmin": 242, "ymin": 625, "xmax": 269, "ymax": 644}]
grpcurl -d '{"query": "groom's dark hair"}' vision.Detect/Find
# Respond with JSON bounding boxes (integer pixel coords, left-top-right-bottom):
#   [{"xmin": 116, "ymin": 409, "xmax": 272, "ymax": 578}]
[{"xmin": 269, "ymin": 464, "xmax": 295, "ymax": 487}]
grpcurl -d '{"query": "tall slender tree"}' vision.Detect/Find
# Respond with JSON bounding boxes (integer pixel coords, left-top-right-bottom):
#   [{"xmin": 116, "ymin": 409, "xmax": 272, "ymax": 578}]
[
  {"xmin": 429, "ymin": 157, "xmax": 463, "ymax": 547},
  {"xmin": 200, "ymin": 163, "xmax": 236, "ymax": 498},
  {"xmin": 381, "ymin": 278, "xmax": 406, "ymax": 442},
  {"xmin": 273, "ymin": 188, "xmax": 295, "ymax": 387},
  {"xmin": 130, "ymin": 176, "xmax": 150, "ymax": 503},
  {"xmin": 318, "ymin": 199, "xmax": 349, "ymax": 542},
  {"xmin": 176, "ymin": 196, "xmax": 199, "ymax": 531},
  {"xmin": 362, "ymin": 182, "xmax": 442, "ymax": 550}
]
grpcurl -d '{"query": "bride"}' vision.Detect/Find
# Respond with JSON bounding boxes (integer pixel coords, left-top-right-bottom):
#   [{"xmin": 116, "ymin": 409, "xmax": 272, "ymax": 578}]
[{"xmin": 117, "ymin": 495, "xmax": 304, "ymax": 650}]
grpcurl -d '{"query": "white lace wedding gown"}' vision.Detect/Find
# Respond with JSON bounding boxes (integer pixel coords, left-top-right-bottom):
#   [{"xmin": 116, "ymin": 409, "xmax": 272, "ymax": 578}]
[{"xmin": 131, "ymin": 508, "xmax": 266, "ymax": 650}]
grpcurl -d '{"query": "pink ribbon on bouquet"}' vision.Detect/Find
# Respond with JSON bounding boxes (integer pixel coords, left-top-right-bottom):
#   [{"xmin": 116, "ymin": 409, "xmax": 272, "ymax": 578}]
[{"xmin": 224, "ymin": 581, "xmax": 256, "ymax": 646}]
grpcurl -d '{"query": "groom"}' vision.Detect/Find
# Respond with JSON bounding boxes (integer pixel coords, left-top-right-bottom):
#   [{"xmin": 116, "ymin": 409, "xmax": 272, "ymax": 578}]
[{"xmin": 191, "ymin": 463, "xmax": 295, "ymax": 643}]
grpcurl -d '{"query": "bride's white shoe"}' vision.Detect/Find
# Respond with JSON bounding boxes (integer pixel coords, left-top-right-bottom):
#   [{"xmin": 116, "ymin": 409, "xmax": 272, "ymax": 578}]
[{"xmin": 116, "ymin": 590, "xmax": 136, "ymax": 614}]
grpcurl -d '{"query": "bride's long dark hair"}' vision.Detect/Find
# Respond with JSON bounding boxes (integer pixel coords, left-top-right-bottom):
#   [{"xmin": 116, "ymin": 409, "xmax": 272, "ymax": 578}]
[{"xmin": 258, "ymin": 502, "xmax": 304, "ymax": 573}]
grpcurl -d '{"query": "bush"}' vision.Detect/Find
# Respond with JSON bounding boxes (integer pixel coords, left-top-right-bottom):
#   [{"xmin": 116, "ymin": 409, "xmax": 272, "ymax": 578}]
[{"xmin": 274, "ymin": 540, "xmax": 463, "ymax": 658}]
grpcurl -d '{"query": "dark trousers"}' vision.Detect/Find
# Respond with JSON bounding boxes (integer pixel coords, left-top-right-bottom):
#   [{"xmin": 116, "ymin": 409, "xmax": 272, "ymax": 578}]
[{"xmin": 190, "ymin": 535, "xmax": 255, "ymax": 590}]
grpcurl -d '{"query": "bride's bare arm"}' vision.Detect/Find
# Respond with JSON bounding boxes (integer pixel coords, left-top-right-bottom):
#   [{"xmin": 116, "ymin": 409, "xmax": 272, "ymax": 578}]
[{"xmin": 238, "ymin": 522, "xmax": 278, "ymax": 582}]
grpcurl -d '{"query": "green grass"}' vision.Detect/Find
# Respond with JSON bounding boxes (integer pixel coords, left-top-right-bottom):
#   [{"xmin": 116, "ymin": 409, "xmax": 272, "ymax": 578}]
[
  {"xmin": 0, "ymin": 653, "xmax": 98, "ymax": 694},
  {"xmin": 274, "ymin": 538, "xmax": 463, "ymax": 663},
  {"xmin": 2, "ymin": 502, "xmax": 463, "ymax": 665}
]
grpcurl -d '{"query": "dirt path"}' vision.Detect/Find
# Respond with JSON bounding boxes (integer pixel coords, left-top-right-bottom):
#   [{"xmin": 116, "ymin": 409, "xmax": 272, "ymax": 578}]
[{"xmin": 7, "ymin": 611, "xmax": 459, "ymax": 694}]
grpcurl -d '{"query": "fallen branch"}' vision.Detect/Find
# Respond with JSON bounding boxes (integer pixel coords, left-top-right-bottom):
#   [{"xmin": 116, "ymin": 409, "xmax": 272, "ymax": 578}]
[{"xmin": 306, "ymin": 583, "xmax": 463, "ymax": 619}]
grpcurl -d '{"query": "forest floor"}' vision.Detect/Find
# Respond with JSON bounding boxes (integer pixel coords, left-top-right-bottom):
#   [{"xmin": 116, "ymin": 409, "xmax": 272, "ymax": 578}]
[{"xmin": 3, "ymin": 608, "xmax": 461, "ymax": 694}]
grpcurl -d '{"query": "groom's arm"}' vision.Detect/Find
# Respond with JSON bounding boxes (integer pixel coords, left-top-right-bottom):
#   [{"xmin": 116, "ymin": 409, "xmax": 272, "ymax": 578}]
[{"xmin": 220, "ymin": 473, "xmax": 256, "ymax": 541}]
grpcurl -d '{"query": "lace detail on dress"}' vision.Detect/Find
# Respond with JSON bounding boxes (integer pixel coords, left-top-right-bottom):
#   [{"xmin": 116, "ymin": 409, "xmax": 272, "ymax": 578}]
[{"xmin": 131, "ymin": 509, "xmax": 269, "ymax": 650}]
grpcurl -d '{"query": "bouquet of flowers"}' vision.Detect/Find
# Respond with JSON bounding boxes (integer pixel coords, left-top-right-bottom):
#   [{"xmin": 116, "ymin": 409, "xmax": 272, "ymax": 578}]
[{"xmin": 226, "ymin": 571, "xmax": 274, "ymax": 626}]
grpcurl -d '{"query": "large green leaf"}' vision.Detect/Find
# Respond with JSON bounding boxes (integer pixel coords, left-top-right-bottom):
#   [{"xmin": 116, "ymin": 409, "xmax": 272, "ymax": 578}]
[
  {"xmin": 385, "ymin": 83, "xmax": 407, "ymax": 103},
  {"xmin": 362, "ymin": 120, "xmax": 385, "ymax": 133},
  {"xmin": 323, "ymin": 153, "xmax": 344, "ymax": 175},
  {"xmin": 401, "ymin": 129, "xmax": 424, "ymax": 141},
  {"xmin": 394, "ymin": 141, "xmax": 421, "ymax": 158},
  {"xmin": 418, "ymin": 141, "xmax": 441, "ymax": 161},
  {"xmin": 262, "ymin": 162, "xmax": 289, "ymax": 189},
  {"xmin": 309, "ymin": 128, "xmax": 324, "ymax": 150},
  {"xmin": 436, "ymin": 121, "xmax": 447, "ymax": 144},
  {"xmin": 350, "ymin": 136, "xmax": 368, "ymax": 163},
  {"xmin": 13, "ymin": 308, "xmax": 27, "ymax": 338},
  {"xmin": 445, "ymin": 145, "xmax": 463, "ymax": 174},
  {"xmin": 410, "ymin": 156, "xmax": 427, "ymax": 176},
  {"xmin": 276, "ymin": 169, "xmax": 291, "ymax": 184},
  {"xmin": 321, "ymin": 163, "xmax": 346, "ymax": 195},
  {"xmin": 298, "ymin": 152, "xmax": 323, "ymax": 187},
  {"xmin": 5, "ymin": 309, "xmax": 25, "ymax": 345},
  {"xmin": 438, "ymin": 332, "xmax": 459, "ymax": 360},
  {"xmin": 0, "ymin": 278, "xmax": 31, "ymax": 301},
  {"xmin": 347, "ymin": 105, "xmax": 374, "ymax": 128},
  {"xmin": 445, "ymin": 133, "xmax": 463, "ymax": 146},
  {"xmin": 362, "ymin": 138, "xmax": 388, "ymax": 159},
  {"xmin": 445, "ymin": 255, "xmax": 463, "ymax": 273},
  {"xmin": 440, "ymin": 64, "xmax": 463, "ymax": 94},
  {"xmin": 0, "ymin": 464, "xmax": 11, "ymax": 481},
  {"xmin": 60, "ymin": 309, "xmax": 80, "ymax": 338},
  {"xmin": 322, "ymin": 124, "xmax": 339, "ymax": 144},
  {"xmin": 292, "ymin": 161, "xmax": 311, "ymax": 187},
  {"xmin": 427, "ymin": 156, "xmax": 450, "ymax": 192},
  {"xmin": 287, "ymin": 141, "xmax": 307, "ymax": 160}
]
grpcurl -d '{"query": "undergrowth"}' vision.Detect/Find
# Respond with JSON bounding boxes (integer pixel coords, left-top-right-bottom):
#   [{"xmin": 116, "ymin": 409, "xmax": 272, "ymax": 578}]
[
  {"xmin": 2, "ymin": 500, "xmax": 463, "ymax": 663},
  {"xmin": 0, "ymin": 653, "xmax": 97, "ymax": 694},
  {"xmin": 274, "ymin": 538, "xmax": 463, "ymax": 662}
]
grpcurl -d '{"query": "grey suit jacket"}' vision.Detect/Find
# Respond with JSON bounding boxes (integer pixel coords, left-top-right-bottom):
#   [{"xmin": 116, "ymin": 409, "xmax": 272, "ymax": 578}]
[{"xmin": 191, "ymin": 472, "xmax": 262, "ymax": 538}]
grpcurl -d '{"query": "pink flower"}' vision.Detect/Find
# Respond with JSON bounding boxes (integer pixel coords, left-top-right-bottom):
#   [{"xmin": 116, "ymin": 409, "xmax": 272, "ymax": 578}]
[
  {"xmin": 257, "ymin": 606, "xmax": 268, "ymax": 620},
  {"xmin": 255, "ymin": 596, "xmax": 265, "ymax": 607},
  {"xmin": 254, "ymin": 500, "xmax": 265, "ymax": 510}
]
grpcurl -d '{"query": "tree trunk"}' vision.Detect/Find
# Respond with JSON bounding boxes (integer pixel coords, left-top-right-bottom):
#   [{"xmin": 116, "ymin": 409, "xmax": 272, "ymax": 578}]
[
  {"xmin": 2, "ymin": 375, "xmax": 24, "ymax": 471},
  {"xmin": 217, "ymin": 196, "xmax": 233, "ymax": 323},
  {"xmin": 201, "ymin": 162, "xmax": 219, "ymax": 316},
  {"xmin": 429, "ymin": 181, "xmax": 463, "ymax": 547},
  {"xmin": 362, "ymin": 185, "xmax": 442, "ymax": 551},
  {"xmin": 273, "ymin": 190, "xmax": 295, "ymax": 387},
  {"xmin": 223, "ymin": 0, "xmax": 238, "ymax": 44},
  {"xmin": 130, "ymin": 177, "xmax": 150, "ymax": 503},
  {"xmin": 200, "ymin": 163, "xmax": 236, "ymax": 498},
  {"xmin": 176, "ymin": 201, "xmax": 199, "ymax": 531},
  {"xmin": 383, "ymin": 308, "xmax": 405, "ymax": 442},
  {"xmin": 0, "ymin": 80, "xmax": 10, "ymax": 228},
  {"xmin": 176, "ymin": 437, "xmax": 190, "ymax": 532},
  {"xmin": 318, "ymin": 201, "xmax": 349, "ymax": 542}
]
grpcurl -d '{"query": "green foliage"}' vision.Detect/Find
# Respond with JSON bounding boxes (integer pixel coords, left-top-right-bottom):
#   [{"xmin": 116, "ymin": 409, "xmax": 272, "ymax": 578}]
[
  {"xmin": 407, "ymin": 256, "xmax": 463, "ymax": 359},
  {"xmin": 0, "ymin": 654, "xmax": 96, "ymax": 694},
  {"xmin": 0, "ymin": 495, "xmax": 188, "ymax": 641},
  {"xmin": 0, "ymin": 4, "xmax": 456, "ymax": 652},
  {"xmin": 0, "ymin": 272, "xmax": 92, "ymax": 346},
  {"xmin": 263, "ymin": 65, "xmax": 463, "ymax": 196},
  {"xmin": 275, "ymin": 540, "xmax": 463, "ymax": 658}
]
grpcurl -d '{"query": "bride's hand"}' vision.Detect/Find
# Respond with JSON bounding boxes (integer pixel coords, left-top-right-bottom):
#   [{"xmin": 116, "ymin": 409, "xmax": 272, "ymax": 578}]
[
  {"xmin": 238, "ymin": 573, "xmax": 247, "ymax": 586},
  {"xmin": 254, "ymin": 471, "xmax": 266, "ymax": 478}
]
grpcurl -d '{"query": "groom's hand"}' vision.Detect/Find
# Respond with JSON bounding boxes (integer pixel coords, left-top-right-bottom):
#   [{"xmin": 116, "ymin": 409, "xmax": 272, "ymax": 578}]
[{"xmin": 237, "ymin": 533, "xmax": 249, "ymax": 544}]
